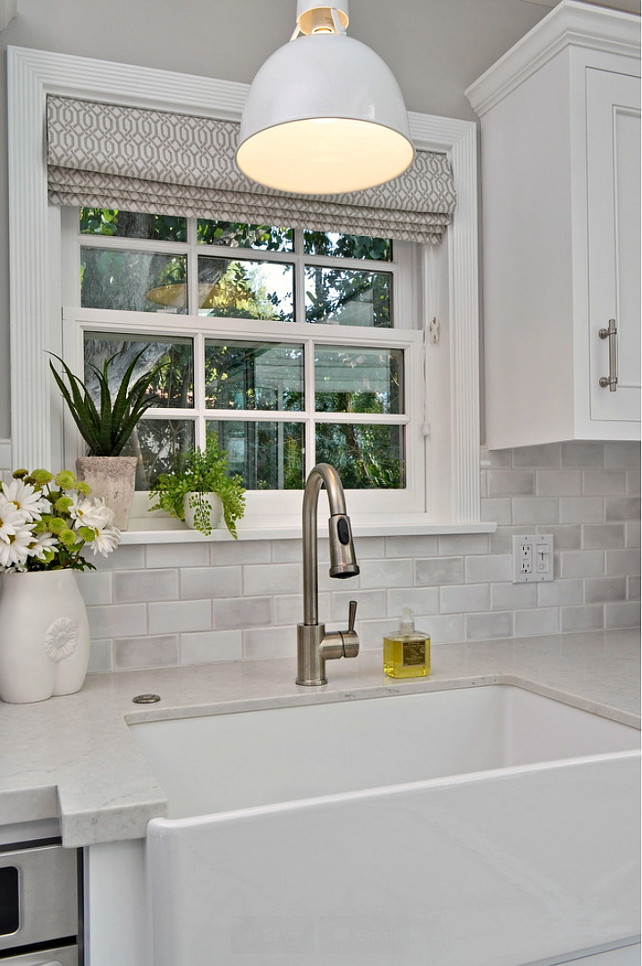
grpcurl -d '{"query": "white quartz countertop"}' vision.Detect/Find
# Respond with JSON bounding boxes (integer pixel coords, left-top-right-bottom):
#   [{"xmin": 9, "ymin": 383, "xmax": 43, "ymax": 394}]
[{"xmin": 0, "ymin": 628, "xmax": 639, "ymax": 848}]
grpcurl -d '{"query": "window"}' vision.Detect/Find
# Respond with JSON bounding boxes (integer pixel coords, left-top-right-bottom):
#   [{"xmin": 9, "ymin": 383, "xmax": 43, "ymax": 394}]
[
  {"xmin": 9, "ymin": 47, "xmax": 482, "ymax": 532},
  {"xmin": 61, "ymin": 209, "xmax": 425, "ymax": 520}
]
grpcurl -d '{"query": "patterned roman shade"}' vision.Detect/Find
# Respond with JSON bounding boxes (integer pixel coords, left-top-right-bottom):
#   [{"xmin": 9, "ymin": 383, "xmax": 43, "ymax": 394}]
[{"xmin": 46, "ymin": 96, "xmax": 457, "ymax": 244}]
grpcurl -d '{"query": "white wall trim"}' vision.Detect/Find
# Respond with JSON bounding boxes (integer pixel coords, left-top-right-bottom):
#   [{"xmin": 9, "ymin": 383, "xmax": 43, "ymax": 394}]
[{"xmin": 7, "ymin": 44, "xmax": 480, "ymax": 522}]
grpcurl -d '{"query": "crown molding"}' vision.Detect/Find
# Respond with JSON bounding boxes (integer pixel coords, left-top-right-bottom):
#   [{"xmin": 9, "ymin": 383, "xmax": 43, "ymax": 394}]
[{"xmin": 466, "ymin": 0, "xmax": 640, "ymax": 116}]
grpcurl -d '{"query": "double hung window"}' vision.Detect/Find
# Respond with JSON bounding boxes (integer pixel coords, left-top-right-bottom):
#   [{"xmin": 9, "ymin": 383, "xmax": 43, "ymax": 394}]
[{"xmin": 62, "ymin": 208, "xmax": 425, "ymax": 520}]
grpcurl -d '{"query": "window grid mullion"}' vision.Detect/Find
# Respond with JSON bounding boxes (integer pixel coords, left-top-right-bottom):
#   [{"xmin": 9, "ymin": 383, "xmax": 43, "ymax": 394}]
[
  {"xmin": 193, "ymin": 332, "xmax": 207, "ymax": 450},
  {"xmin": 199, "ymin": 410, "xmax": 307, "ymax": 422},
  {"xmin": 188, "ymin": 220, "xmax": 200, "ymax": 317},
  {"xmin": 305, "ymin": 337, "xmax": 316, "ymax": 474},
  {"xmin": 313, "ymin": 412, "xmax": 409, "ymax": 425}
]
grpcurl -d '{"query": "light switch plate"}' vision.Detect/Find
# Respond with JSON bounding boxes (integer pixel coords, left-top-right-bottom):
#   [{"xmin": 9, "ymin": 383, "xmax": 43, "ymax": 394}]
[{"xmin": 512, "ymin": 533, "xmax": 554, "ymax": 583}]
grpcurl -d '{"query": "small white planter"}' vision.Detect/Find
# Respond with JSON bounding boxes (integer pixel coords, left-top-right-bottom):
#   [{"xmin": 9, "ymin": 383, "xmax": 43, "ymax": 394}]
[{"xmin": 183, "ymin": 492, "xmax": 223, "ymax": 535}]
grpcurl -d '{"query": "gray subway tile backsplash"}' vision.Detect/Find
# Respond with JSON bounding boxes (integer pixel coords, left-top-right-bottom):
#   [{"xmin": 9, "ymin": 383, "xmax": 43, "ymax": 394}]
[
  {"xmin": 514, "ymin": 606, "xmax": 559, "ymax": 637},
  {"xmin": 584, "ymin": 576, "xmax": 628, "ymax": 603},
  {"xmin": 583, "ymin": 524, "xmax": 626, "ymax": 549},
  {"xmin": 113, "ymin": 568, "xmax": 178, "ymax": 603},
  {"xmin": 605, "ymin": 601, "xmax": 641, "ymax": 628},
  {"xmin": 582, "ymin": 469, "xmax": 627, "ymax": 495},
  {"xmin": 87, "ymin": 602, "xmax": 147, "ymax": 640},
  {"xmin": 536, "ymin": 470, "xmax": 582, "ymax": 496},
  {"xmin": 415, "ymin": 556, "xmax": 464, "ymax": 585},
  {"xmin": 114, "ymin": 634, "xmax": 179, "ymax": 670},
  {"xmin": 80, "ymin": 441, "xmax": 641, "ymax": 671},
  {"xmin": 487, "ymin": 469, "xmax": 534, "ymax": 496},
  {"xmin": 604, "ymin": 442, "xmax": 641, "ymax": 468},
  {"xmin": 513, "ymin": 443, "xmax": 561, "ymax": 467},
  {"xmin": 180, "ymin": 629, "xmax": 243, "ymax": 665},
  {"xmin": 466, "ymin": 610, "xmax": 513, "ymax": 640},
  {"xmin": 605, "ymin": 496, "xmax": 642, "ymax": 521},
  {"xmin": 560, "ymin": 441, "xmax": 605, "ymax": 467},
  {"xmin": 605, "ymin": 549, "xmax": 641, "ymax": 576},
  {"xmin": 148, "ymin": 599, "xmax": 211, "ymax": 634},
  {"xmin": 181, "ymin": 566, "xmax": 242, "ymax": 600}
]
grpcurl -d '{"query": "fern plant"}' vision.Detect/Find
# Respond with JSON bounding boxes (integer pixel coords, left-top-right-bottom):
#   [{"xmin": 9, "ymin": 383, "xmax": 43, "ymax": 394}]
[
  {"xmin": 50, "ymin": 351, "xmax": 162, "ymax": 457},
  {"xmin": 149, "ymin": 437, "xmax": 246, "ymax": 538}
]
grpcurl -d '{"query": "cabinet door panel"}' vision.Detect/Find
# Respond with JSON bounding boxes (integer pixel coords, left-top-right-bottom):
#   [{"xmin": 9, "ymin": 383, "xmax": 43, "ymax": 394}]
[{"xmin": 587, "ymin": 68, "xmax": 640, "ymax": 423}]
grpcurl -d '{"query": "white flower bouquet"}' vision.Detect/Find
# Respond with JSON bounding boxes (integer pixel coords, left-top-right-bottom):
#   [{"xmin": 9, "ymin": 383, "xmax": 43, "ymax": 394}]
[{"xmin": 0, "ymin": 468, "xmax": 121, "ymax": 572}]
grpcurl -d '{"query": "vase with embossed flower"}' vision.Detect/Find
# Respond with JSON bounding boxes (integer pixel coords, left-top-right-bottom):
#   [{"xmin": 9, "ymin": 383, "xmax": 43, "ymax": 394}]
[{"xmin": 0, "ymin": 570, "xmax": 91, "ymax": 704}]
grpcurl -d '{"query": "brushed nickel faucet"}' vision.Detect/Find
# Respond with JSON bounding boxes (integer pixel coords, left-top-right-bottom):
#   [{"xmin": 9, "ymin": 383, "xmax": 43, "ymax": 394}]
[{"xmin": 296, "ymin": 463, "xmax": 360, "ymax": 686}]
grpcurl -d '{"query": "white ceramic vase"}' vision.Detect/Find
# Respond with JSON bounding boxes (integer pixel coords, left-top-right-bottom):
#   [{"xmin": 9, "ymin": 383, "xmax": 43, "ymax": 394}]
[
  {"xmin": 183, "ymin": 492, "xmax": 223, "ymax": 533},
  {"xmin": 0, "ymin": 570, "xmax": 91, "ymax": 704},
  {"xmin": 76, "ymin": 455, "xmax": 137, "ymax": 530}
]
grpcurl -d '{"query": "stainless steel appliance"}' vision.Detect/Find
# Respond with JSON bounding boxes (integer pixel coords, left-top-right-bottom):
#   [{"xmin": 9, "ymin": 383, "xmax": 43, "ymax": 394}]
[{"xmin": 0, "ymin": 839, "xmax": 80, "ymax": 965}]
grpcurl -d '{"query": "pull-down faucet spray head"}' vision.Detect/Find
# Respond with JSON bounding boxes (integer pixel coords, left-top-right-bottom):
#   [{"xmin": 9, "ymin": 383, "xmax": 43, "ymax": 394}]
[{"xmin": 328, "ymin": 512, "xmax": 360, "ymax": 579}]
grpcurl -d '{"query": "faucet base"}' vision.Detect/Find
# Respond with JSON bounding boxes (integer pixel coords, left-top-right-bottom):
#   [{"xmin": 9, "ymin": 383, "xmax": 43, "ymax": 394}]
[
  {"xmin": 296, "ymin": 623, "xmax": 328, "ymax": 687},
  {"xmin": 295, "ymin": 676, "xmax": 328, "ymax": 687}
]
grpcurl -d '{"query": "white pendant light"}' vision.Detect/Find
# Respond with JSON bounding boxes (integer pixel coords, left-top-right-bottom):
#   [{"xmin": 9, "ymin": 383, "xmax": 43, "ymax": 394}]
[{"xmin": 236, "ymin": 1, "xmax": 414, "ymax": 195}]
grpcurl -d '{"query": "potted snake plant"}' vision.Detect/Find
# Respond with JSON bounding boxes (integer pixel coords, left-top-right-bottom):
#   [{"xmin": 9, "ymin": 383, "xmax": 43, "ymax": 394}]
[{"xmin": 49, "ymin": 350, "xmax": 163, "ymax": 529}]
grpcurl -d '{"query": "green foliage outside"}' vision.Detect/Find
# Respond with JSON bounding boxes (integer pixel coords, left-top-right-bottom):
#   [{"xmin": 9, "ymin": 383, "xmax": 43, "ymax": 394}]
[{"xmin": 78, "ymin": 209, "xmax": 402, "ymax": 490}]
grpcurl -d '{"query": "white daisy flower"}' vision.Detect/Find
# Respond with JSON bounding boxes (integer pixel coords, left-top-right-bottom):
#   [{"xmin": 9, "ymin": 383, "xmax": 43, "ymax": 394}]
[
  {"xmin": 28, "ymin": 531, "xmax": 59, "ymax": 560},
  {"xmin": 0, "ymin": 523, "xmax": 33, "ymax": 568},
  {"xmin": 88, "ymin": 524, "xmax": 121, "ymax": 557},
  {"xmin": 0, "ymin": 497, "xmax": 28, "ymax": 545},
  {"xmin": 71, "ymin": 497, "xmax": 115, "ymax": 531},
  {"xmin": 0, "ymin": 478, "xmax": 47, "ymax": 521}
]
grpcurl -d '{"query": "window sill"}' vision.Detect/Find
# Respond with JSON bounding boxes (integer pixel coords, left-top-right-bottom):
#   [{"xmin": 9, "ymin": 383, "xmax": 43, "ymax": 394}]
[{"xmin": 120, "ymin": 516, "xmax": 497, "ymax": 544}]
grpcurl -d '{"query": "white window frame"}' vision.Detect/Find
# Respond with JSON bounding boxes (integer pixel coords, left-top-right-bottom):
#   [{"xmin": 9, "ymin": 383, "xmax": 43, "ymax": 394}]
[
  {"xmin": 8, "ymin": 45, "xmax": 483, "ymax": 534},
  {"xmin": 62, "ymin": 212, "xmax": 422, "ymax": 519}
]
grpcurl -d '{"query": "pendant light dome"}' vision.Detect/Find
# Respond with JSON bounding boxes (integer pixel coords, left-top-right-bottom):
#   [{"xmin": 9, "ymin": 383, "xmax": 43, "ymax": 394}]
[{"xmin": 236, "ymin": 2, "xmax": 414, "ymax": 195}]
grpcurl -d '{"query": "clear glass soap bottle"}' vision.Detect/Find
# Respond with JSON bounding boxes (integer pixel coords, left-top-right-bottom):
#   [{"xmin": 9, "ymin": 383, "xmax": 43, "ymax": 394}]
[{"xmin": 383, "ymin": 608, "xmax": 430, "ymax": 678}]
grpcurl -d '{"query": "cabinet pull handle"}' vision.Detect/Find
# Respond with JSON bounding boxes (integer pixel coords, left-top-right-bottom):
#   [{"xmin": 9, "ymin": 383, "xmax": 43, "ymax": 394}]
[{"xmin": 598, "ymin": 319, "xmax": 618, "ymax": 391}]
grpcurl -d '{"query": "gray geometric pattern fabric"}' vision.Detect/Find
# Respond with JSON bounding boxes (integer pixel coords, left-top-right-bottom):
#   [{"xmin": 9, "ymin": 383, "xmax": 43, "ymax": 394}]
[{"xmin": 47, "ymin": 96, "xmax": 457, "ymax": 244}]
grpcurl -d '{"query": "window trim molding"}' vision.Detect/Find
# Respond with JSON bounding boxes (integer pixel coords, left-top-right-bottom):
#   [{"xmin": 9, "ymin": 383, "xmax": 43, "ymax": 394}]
[{"xmin": 8, "ymin": 44, "xmax": 480, "ymax": 523}]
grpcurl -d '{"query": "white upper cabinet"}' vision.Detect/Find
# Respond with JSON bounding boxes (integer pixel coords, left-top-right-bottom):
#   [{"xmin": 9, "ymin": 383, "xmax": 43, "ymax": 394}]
[
  {"xmin": 586, "ymin": 67, "xmax": 640, "ymax": 425},
  {"xmin": 467, "ymin": 0, "xmax": 640, "ymax": 449}
]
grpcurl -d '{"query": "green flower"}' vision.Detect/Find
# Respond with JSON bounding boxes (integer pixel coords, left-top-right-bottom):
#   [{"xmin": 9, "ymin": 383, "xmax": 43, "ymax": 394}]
[
  {"xmin": 29, "ymin": 469, "xmax": 54, "ymax": 485},
  {"xmin": 59, "ymin": 527, "xmax": 78, "ymax": 548},
  {"xmin": 46, "ymin": 516, "xmax": 65, "ymax": 535},
  {"xmin": 54, "ymin": 496, "xmax": 74, "ymax": 514},
  {"xmin": 55, "ymin": 470, "xmax": 77, "ymax": 490}
]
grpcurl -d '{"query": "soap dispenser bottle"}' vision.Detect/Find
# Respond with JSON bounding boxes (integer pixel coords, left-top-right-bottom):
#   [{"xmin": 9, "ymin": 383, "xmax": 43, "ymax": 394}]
[{"xmin": 383, "ymin": 609, "xmax": 430, "ymax": 678}]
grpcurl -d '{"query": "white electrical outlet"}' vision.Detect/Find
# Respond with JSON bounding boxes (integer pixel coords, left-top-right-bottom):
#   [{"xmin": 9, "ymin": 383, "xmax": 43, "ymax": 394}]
[{"xmin": 512, "ymin": 534, "xmax": 554, "ymax": 583}]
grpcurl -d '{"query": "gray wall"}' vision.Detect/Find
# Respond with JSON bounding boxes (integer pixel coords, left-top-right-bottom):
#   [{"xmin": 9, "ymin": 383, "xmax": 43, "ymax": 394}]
[{"xmin": 0, "ymin": 0, "xmax": 548, "ymax": 441}]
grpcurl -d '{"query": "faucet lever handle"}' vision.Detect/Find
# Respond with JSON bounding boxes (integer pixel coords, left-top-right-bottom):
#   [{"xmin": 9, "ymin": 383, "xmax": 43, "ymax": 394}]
[
  {"xmin": 340, "ymin": 600, "xmax": 359, "ymax": 660},
  {"xmin": 347, "ymin": 599, "xmax": 358, "ymax": 633}
]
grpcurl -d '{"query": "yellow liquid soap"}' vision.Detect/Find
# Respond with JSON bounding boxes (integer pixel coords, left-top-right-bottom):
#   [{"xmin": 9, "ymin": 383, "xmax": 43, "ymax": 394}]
[{"xmin": 383, "ymin": 609, "xmax": 430, "ymax": 678}]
